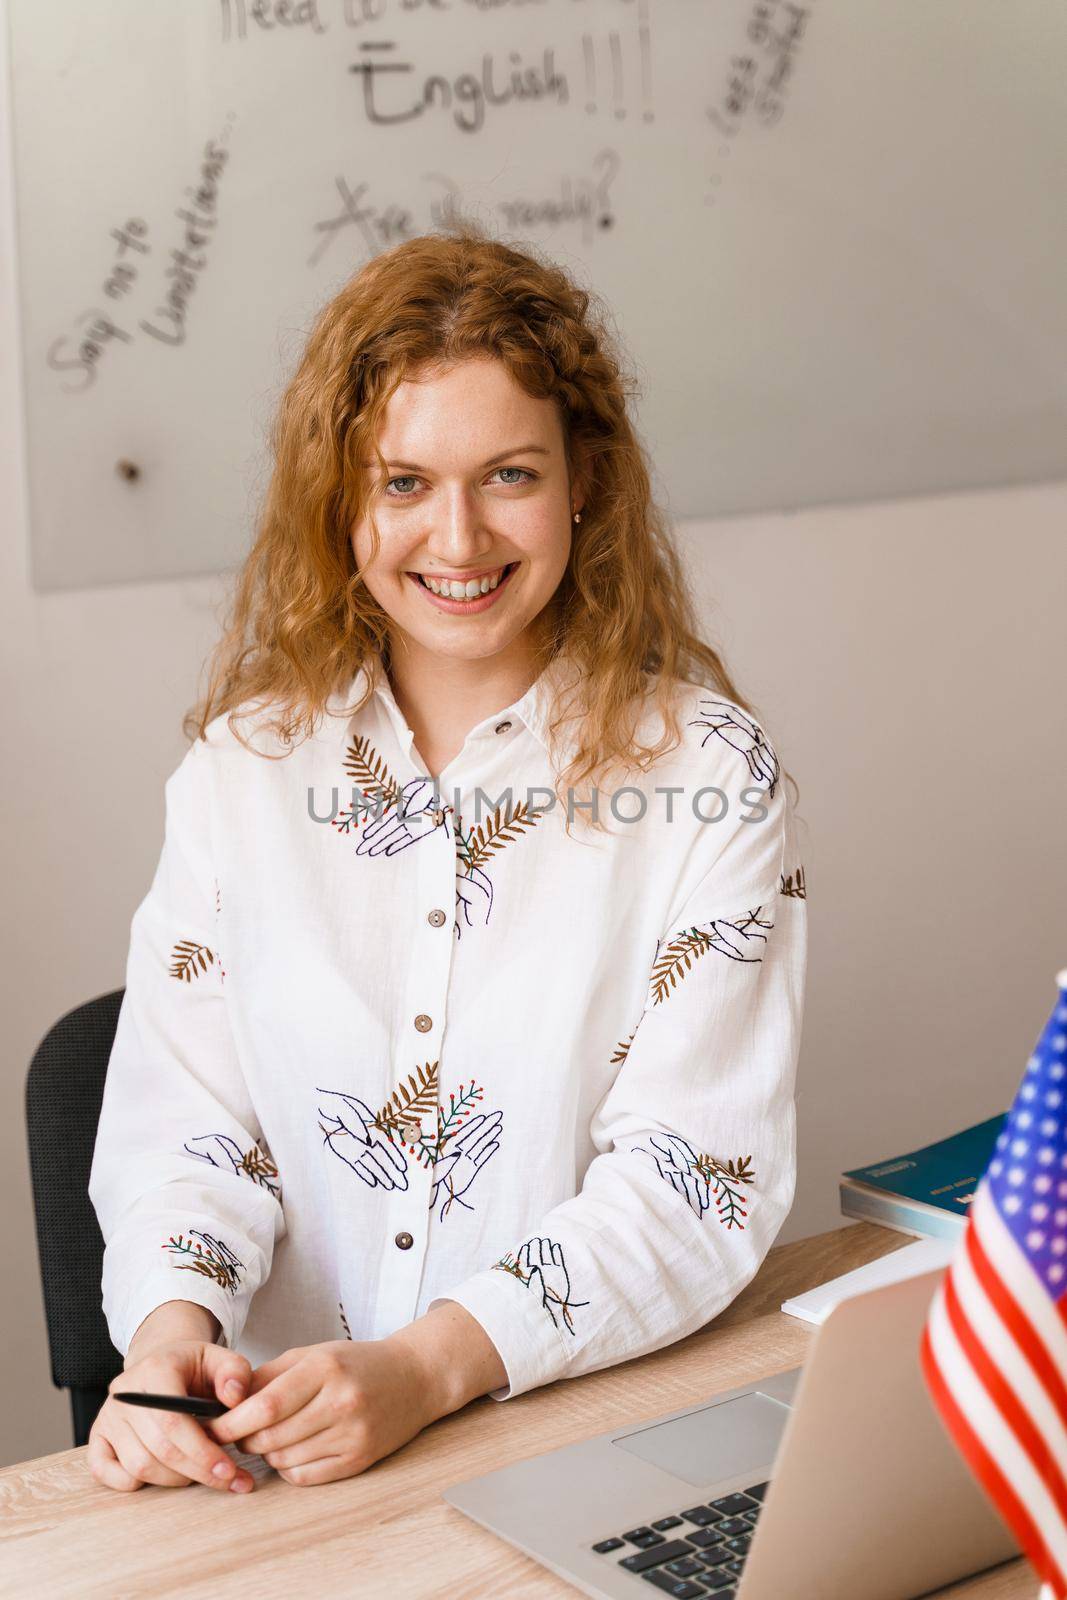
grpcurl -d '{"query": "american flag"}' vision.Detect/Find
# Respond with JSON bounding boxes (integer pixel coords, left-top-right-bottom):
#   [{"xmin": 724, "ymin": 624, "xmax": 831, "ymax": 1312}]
[{"xmin": 921, "ymin": 970, "xmax": 1067, "ymax": 1600}]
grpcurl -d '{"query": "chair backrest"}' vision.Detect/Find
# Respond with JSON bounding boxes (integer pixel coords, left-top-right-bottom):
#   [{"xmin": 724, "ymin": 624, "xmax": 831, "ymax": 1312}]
[{"xmin": 25, "ymin": 990, "xmax": 126, "ymax": 1447}]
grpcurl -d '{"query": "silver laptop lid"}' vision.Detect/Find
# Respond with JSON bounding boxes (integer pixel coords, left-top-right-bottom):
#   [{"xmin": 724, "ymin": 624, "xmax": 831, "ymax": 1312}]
[{"xmin": 737, "ymin": 1266, "xmax": 1020, "ymax": 1600}]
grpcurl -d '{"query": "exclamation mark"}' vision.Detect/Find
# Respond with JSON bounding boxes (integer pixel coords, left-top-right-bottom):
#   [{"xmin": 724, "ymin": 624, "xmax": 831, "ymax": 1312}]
[
  {"xmin": 583, "ymin": 32, "xmax": 597, "ymax": 113},
  {"xmin": 638, "ymin": 0, "xmax": 653, "ymax": 123},
  {"xmin": 609, "ymin": 31, "xmax": 625, "ymax": 119}
]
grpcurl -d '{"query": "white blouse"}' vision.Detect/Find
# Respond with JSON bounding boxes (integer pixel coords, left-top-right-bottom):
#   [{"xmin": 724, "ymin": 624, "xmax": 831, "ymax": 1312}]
[{"xmin": 89, "ymin": 648, "xmax": 807, "ymax": 1400}]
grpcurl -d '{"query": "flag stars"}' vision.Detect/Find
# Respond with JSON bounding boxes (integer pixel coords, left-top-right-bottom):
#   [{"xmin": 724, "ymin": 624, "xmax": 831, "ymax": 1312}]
[
  {"xmin": 1030, "ymin": 1202, "xmax": 1049, "ymax": 1221},
  {"xmin": 1002, "ymin": 1193, "xmax": 1022, "ymax": 1214},
  {"xmin": 1016, "ymin": 1112, "xmax": 1033, "ymax": 1129},
  {"xmin": 1034, "ymin": 1173, "xmax": 1053, "ymax": 1193},
  {"xmin": 1050, "ymin": 1263, "xmax": 1065, "ymax": 1283},
  {"xmin": 1052, "ymin": 1237, "xmax": 1067, "ymax": 1256},
  {"xmin": 1027, "ymin": 1230, "xmax": 1047, "ymax": 1250},
  {"xmin": 1050, "ymin": 1061, "xmax": 1066, "ymax": 1080},
  {"xmin": 1008, "ymin": 1167, "xmax": 1026, "ymax": 1186},
  {"xmin": 1041, "ymin": 1118, "xmax": 1058, "ymax": 1137},
  {"xmin": 1057, "ymin": 1208, "xmax": 1067, "ymax": 1226},
  {"xmin": 1011, "ymin": 1139, "xmax": 1029, "ymax": 1156},
  {"xmin": 1021, "ymin": 1084, "xmax": 1037, "ymax": 1100},
  {"xmin": 1045, "ymin": 1090, "xmax": 1064, "ymax": 1107},
  {"xmin": 1039, "ymin": 1148, "xmax": 1056, "ymax": 1165}
]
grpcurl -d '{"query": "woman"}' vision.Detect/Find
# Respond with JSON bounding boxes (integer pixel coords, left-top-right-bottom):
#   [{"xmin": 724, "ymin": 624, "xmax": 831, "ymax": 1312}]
[{"xmin": 87, "ymin": 226, "xmax": 807, "ymax": 1497}]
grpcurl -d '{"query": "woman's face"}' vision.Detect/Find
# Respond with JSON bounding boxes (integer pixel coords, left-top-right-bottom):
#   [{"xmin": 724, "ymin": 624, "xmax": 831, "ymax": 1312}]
[{"xmin": 350, "ymin": 357, "xmax": 580, "ymax": 667}]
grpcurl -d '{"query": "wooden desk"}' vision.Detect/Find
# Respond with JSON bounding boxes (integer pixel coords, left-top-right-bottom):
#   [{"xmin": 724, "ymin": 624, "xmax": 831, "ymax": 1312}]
[{"xmin": 0, "ymin": 1224, "xmax": 1036, "ymax": 1599}]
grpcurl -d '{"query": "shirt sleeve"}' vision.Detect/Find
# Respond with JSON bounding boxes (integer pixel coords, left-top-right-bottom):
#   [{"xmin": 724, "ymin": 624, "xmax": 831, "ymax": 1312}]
[
  {"xmin": 88, "ymin": 735, "xmax": 286, "ymax": 1356},
  {"xmin": 428, "ymin": 750, "xmax": 807, "ymax": 1400}
]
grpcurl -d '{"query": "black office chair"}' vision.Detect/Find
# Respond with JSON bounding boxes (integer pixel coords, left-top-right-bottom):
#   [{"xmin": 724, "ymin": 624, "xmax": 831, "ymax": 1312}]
[{"xmin": 25, "ymin": 990, "xmax": 126, "ymax": 1448}]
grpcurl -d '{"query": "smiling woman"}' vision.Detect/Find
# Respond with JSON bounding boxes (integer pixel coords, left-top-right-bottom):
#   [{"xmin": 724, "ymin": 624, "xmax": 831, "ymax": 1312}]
[{"xmin": 88, "ymin": 220, "xmax": 806, "ymax": 1496}]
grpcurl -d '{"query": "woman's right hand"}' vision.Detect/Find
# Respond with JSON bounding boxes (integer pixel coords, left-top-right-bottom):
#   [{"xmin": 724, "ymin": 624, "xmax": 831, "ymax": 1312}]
[{"xmin": 88, "ymin": 1339, "xmax": 256, "ymax": 1494}]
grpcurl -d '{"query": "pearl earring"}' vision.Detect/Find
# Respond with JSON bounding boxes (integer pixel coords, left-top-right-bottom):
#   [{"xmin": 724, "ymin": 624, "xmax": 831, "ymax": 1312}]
[{"xmin": 573, "ymin": 511, "xmax": 582, "ymax": 524}]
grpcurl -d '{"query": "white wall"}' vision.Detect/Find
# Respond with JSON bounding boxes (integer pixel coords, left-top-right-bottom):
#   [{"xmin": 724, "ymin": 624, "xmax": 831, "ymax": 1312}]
[{"xmin": 3, "ymin": 18, "xmax": 1066, "ymax": 1470}]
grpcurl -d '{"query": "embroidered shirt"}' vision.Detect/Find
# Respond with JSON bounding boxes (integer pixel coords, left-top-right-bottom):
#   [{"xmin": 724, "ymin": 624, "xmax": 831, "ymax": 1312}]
[{"xmin": 88, "ymin": 648, "xmax": 808, "ymax": 1400}]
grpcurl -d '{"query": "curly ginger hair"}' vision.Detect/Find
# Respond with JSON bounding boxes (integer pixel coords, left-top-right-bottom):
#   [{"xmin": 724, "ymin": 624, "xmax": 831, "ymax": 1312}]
[{"xmin": 185, "ymin": 222, "xmax": 779, "ymax": 828}]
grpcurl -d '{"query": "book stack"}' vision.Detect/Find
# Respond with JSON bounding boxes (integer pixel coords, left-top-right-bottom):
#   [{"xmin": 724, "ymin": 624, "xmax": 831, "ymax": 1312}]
[{"xmin": 839, "ymin": 1114, "xmax": 1006, "ymax": 1242}]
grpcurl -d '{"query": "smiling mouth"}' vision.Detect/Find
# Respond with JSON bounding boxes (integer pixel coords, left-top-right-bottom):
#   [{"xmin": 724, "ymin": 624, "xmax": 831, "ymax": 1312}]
[{"xmin": 408, "ymin": 562, "xmax": 518, "ymax": 600}]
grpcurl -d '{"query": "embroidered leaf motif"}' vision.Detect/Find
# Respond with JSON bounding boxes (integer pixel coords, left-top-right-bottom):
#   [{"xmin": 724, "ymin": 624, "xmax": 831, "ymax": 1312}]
[
  {"xmin": 611, "ymin": 1026, "xmax": 638, "ymax": 1066},
  {"xmin": 342, "ymin": 735, "xmax": 402, "ymax": 810},
  {"xmin": 492, "ymin": 1236, "xmax": 590, "ymax": 1336},
  {"xmin": 779, "ymin": 865, "xmax": 807, "ymax": 899},
  {"xmin": 163, "ymin": 1230, "xmax": 244, "ymax": 1294},
  {"xmin": 373, "ymin": 1060, "xmax": 440, "ymax": 1138},
  {"xmin": 650, "ymin": 909, "xmax": 773, "ymax": 1001},
  {"xmin": 458, "ymin": 800, "xmax": 541, "ymax": 875},
  {"xmin": 696, "ymin": 1153, "xmax": 756, "ymax": 1229},
  {"xmin": 183, "ymin": 1132, "xmax": 282, "ymax": 1201},
  {"xmin": 339, "ymin": 1301, "xmax": 352, "ymax": 1341},
  {"xmin": 169, "ymin": 940, "xmax": 215, "ymax": 982},
  {"xmin": 238, "ymin": 1145, "xmax": 282, "ymax": 1197}
]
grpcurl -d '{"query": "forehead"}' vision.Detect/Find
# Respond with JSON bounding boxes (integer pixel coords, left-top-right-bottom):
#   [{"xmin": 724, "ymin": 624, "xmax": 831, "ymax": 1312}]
[{"xmin": 373, "ymin": 358, "xmax": 562, "ymax": 453}]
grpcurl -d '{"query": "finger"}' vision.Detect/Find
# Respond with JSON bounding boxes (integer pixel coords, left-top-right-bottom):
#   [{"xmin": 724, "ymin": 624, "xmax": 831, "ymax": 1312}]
[
  {"xmin": 88, "ymin": 1424, "xmax": 144, "ymax": 1492},
  {"xmin": 108, "ymin": 1413, "xmax": 195, "ymax": 1489},
  {"xmin": 275, "ymin": 1453, "xmax": 350, "ymax": 1486},
  {"xmin": 263, "ymin": 1425, "xmax": 342, "ymax": 1470},
  {"xmin": 210, "ymin": 1359, "xmax": 320, "ymax": 1447},
  {"xmin": 131, "ymin": 1408, "xmax": 253, "ymax": 1493}
]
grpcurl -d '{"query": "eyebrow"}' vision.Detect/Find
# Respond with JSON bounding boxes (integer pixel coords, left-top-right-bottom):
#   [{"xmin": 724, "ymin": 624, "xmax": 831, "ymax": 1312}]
[{"xmin": 361, "ymin": 444, "xmax": 552, "ymax": 472}]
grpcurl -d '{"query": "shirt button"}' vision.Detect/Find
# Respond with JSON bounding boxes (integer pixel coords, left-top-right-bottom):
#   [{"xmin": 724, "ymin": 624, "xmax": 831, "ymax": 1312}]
[
  {"xmin": 494, "ymin": 720, "xmax": 512, "ymax": 735},
  {"xmin": 401, "ymin": 1121, "xmax": 420, "ymax": 1142},
  {"xmin": 427, "ymin": 908, "xmax": 446, "ymax": 927},
  {"xmin": 394, "ymin": 1232, "xmax": 414, "ymax": 1251},
  {"xmin": 414, "ymin": 1014, "xmax": 433, "ymax": 1033},
  {"xmin": 430, "ymin": 809, "xmax": 445, "ymax": 826}
]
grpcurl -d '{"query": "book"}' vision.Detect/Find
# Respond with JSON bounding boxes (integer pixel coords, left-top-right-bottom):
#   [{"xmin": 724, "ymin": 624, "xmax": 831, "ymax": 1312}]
[
  {"xmin": 781, "ymin": 1236, "xmax": 957, "ymax": 1324},
  {"xmin": 839, "ymin": 1114, "xmax": 1006, "ymax": 1242}
]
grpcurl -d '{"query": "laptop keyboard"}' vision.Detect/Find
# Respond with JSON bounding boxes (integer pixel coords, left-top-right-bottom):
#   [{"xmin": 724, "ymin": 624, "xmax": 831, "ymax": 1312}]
[{"xmin": 590, "ymin": 1483, "xmax": 768, "ymax": 1597}]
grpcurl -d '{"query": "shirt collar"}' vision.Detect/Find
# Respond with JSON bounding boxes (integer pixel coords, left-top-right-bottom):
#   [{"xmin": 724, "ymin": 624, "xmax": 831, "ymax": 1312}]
[{"xmin": 342, "ymin": 644, "xmax": 583, "ymax": 762}]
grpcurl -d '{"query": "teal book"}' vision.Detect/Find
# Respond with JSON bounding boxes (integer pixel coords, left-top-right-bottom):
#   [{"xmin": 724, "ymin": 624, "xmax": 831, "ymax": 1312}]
[{"xmin": 839, "ymin": 1114, "xmax": 1007, "ymax": 1242}]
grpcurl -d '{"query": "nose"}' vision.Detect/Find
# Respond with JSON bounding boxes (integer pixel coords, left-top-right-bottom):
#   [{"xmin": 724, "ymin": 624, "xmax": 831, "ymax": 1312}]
[{"xmin": 422, "ymin": 483, "xmax": 494, "ymax": 564}]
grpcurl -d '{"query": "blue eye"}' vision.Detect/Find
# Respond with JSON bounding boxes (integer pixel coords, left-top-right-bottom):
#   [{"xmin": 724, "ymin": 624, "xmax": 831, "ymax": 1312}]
[{"xmin": 384, "ymin": 467, "xmax": 536, "ymax": 498}]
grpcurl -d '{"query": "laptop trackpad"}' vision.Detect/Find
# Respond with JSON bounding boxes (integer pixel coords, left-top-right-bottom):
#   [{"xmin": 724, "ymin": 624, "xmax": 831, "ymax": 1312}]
[{"xmin": 612, "ymin": 1392, "xmax": 790, "ymax": 1488}]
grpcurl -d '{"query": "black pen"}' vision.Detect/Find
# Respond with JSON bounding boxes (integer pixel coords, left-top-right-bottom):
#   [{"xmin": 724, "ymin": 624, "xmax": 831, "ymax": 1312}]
[{"xmin": 113, "ymin": 1390, "xmax": 229, "ymax": 1418}]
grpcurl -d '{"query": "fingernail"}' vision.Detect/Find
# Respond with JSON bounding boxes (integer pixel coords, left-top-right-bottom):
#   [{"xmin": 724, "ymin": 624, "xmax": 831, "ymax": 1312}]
[
  {"xmin": 225, "ymin": 1380, "xmax": 245, "ymax": 1401},
  {"xmin": 229, "ymin": 1473, "xmax": 253, "ymax": 1492},
  {"xmin": 213, "ymin": 1461, "xmax": 234, "ymax": 1480}
]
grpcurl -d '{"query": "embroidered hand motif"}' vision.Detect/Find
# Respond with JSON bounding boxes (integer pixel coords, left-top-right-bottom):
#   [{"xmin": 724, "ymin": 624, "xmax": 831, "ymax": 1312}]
[
  {"xmin": 494, "ymin": 1236, "xmax": 590, "ymax": 1335},
  {"xmin": 686, "ymin": 699, "xmax": 780, "ymax": 796},
  {"xmin": 355, "ymin": 776, "xmax": 449, "ymax": 858},
  {"xmin": 635, "ymin": 1133, "xmax": 756, "ymax": 1230},
  {"xmin": 183, "ymin": 1132, "xmax": 282, "ymax": 1200},
  {"xmin": 316, "ymin": 1089, "xmax": 410, "ymax": 1191},
  {"xmin": 429, "ymin": 1109, "xmax": 503, "ymax": 1220}
]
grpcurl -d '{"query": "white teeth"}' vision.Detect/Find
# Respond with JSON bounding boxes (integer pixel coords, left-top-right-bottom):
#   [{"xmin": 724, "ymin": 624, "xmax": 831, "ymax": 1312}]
[{"xmin": 420, "ymin": 565, "xmax": 509, "ymax": 599}]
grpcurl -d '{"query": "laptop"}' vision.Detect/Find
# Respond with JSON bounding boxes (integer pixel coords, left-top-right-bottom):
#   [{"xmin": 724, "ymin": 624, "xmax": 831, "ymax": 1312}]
[{"xmin": 443, "ymin": 1266, "xmax": 1021, "ymax": 1600}]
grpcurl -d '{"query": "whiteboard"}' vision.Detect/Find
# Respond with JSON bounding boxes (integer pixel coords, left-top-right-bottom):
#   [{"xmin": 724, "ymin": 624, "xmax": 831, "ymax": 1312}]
[{"xmin": 7, "ymin": 0, "xmax": 1067, "ymax": 592}]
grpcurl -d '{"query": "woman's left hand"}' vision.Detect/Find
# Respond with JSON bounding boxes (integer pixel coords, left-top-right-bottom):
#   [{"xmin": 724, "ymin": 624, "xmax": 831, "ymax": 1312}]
[{"xmin": 207, "ymin": 1337, "xmax": 436, "ymax": 1485}]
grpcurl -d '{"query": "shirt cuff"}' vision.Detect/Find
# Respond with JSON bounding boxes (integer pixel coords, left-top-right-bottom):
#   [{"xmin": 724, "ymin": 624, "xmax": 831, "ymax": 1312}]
[
  {"xmin": 108, "ymin": 1272, "xmax": 248, "ymax": 1357},
  {"xmin": 428, "ymin": 1266, "xmax": 578, "ymax": 1401}
]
